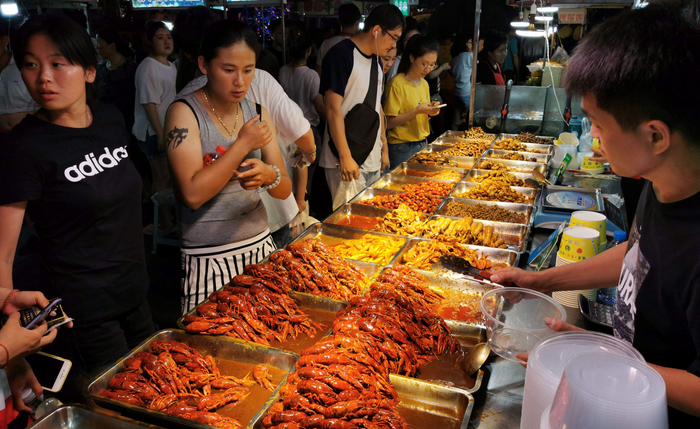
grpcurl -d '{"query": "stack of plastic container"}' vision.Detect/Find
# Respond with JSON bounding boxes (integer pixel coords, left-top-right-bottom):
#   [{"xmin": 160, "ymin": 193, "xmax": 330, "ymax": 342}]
[
  {"xmin": 541, "ymin": 353, "xmax": 668, "ymax": 429},
  {"xmin": 520, "ymin": 331, "xmax": 645, "ymax": 429}
]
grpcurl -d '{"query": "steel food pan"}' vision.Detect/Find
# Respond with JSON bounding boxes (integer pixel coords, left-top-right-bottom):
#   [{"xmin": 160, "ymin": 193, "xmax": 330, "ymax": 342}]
[
  {"xmin": 349, "ymin": 187, "xmax": 403, "ymax": 205},
  {"xmin": 433, "ymin": 135, "xmax": 497, "ymax": 146},
  {"xmin": 287, "ymin": 223, "xmax": 408, "ymax": 265},
  {"xmin": 501, "ymin": 133, "xmax": 555, "ymax": 145},
  {"xmin": 450, "ymin": 181, "xmax": 540, "ymax": 207},
  {"xmin": 30, "ymin": 404, "xmax": 163, "ymax": 429},
  {"xmin": 493, "ymin": 140, "xmax": 554, "ymax": 154},
  {"xmin": 372, "ymin": 174, "xmax": 455, "ymax": 192},
  {"xmin": 323, "ymin": 204, "xmax": 390, "ymax": 232},
  {"xmin": 250, "ymin": 376, "xmax": 475, "ymax": 429},
  {"xmin": 435, "ymin": 197, "xmax": 534, "ymax": 228},
  {"xmin": 424, "ymin": 214, "xmax": 528, "ymax": 252},
  {"xmin": 87, "ymin": 329, "xmax": 298, "ymax": 429},
  {"xmin": 407, "ymin": 152, "xmax": 476, "ymax": 169},
  {"xmin": 474, "ymin": 157, "xmax": 548, "ymax": 174},
  {"xmin": 416, "ymin": 143, "xmax": 454, "ymax": 154},
  {"xmin": 485, "ymin": 149, "xmax": 552, "ymax": 164},
  {"xmin": 391, "ymin": 162, "xmax": 469, "ymax": 181},
  {"xmin": 394, "ymin": 237, "xmax": 519, "ymax": 271},
  {"xmin": 465, "ymin": 169, "xmax": 539, "ymax": 188}
]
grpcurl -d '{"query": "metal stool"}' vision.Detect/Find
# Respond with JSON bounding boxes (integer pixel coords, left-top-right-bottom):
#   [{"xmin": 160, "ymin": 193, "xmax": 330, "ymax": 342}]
[{"xmin": 151, "ymin": 188, "xmax": 179, "ymax": 254}]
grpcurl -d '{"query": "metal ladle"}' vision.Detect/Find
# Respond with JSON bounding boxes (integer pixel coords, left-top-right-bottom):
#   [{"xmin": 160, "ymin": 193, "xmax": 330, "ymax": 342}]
[{"xmin": 459, "ymin": 342, "xmax": 491, "ymax": 376}]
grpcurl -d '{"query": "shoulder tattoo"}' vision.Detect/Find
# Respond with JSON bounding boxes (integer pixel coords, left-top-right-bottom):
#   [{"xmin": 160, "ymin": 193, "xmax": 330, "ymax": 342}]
[{"xmin": 166, "ymin": 126, "xmax": 188, "ymax": 150}]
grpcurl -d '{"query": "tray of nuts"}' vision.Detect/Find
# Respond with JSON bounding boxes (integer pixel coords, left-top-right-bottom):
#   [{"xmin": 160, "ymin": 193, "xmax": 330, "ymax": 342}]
[
  {"xmin": 450, "ymin": 181, "xmax": 540, "ymax": 206},
  {"xmin": 436, "ymin": 197, "xmax": 534, "ymax": 228},
  {"xmin": 485, "ymin": 149, "xmax": 551, "ymax": 164}
]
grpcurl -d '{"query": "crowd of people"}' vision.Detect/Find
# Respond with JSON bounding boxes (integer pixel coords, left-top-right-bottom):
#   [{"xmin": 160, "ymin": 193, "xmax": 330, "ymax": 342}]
[{"xmin": 1, "ymin": 2, "xmax": 698, "ymax": 428}]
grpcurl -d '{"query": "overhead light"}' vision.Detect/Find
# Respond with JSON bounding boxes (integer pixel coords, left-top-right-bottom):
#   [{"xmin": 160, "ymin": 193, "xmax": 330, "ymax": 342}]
[
  {"xmin": 1, "ymin": 2, "xmax": 18, "ymax": 16},
  {"xmin": 535, "ymin": 16, "xmax": 554, "ymax": 22},
  {"xmin": 538, "ymin": 6, "xmax": 559, "ymax": 13},
  {"xmin": 516, "ymin": 30, "xmax": 546, "ymax": 38},
  {"xmin": 359, "ymin": 21, "xmax": 364, "ymax": 30},
  {"xmin": 163, "ymin": 21, "xmax": 174, "ymax": 30},
  {"xmin": 510, "ymin": 21, "xmax": 529, "ymax": 28},
  {"xmin": 547, "ymin": 26, "xmax": 558, "ymax": 36},
  {"xmin": 212, "ymin": 6, "xmax": 223, "ymax": 10}
]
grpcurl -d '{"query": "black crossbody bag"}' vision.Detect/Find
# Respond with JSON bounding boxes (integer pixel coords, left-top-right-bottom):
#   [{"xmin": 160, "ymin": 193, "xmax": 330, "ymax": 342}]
[{"xmin": 329, "ymin": 55, "xmax": 380, "ymax": 166}]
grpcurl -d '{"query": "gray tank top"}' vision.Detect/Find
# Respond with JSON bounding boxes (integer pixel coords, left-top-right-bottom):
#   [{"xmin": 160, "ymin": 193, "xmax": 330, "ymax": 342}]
[{"xmin": 175, "ymin": 93, "xmax": 268, "ymax": 247}]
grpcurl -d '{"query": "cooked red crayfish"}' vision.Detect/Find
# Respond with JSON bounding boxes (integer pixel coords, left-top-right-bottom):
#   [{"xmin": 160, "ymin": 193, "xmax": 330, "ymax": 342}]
[{"xmin": 254, "ymin": 364, "xmax": 276, "ymax": 391}]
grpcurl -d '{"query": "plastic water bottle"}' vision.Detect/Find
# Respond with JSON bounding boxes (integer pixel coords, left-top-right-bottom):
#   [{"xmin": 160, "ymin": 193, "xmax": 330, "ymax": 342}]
[
  {"xmin": 569, "ymin": 116, "xmax": 583, "ymax": 138},
  {"xmin": 597, "ymin": 231, "xmax": 627, "ymax": 304}
]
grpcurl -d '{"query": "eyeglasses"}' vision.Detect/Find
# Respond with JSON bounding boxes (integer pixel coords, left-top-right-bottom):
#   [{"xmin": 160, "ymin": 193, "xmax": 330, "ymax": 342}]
[
  {"xmin": 381, "ymin": 27, "xmax": 400, "ymax": 44},
  {"xmin": 420, "ymin": 61, "xmax": 438, "ymax": 71}
]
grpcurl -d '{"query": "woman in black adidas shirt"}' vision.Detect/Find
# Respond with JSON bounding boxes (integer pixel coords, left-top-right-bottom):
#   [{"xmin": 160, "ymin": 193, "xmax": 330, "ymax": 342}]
[{"xmin": 0, "ymin": 16, "xmax": 154, "ymax": 378}]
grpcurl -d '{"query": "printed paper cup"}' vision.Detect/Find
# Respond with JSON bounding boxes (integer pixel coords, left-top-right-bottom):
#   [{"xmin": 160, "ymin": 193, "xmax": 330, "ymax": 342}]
[
  {"xmin": 559, "ymin": 226, "xmax": 599, "ymax": 262},
  {"xmin": 581, "ymin": 153, "xmax": 605, "ymax": 174},
  {"xmin": 570, "ymin": 212, "xmax": 607, "ymax": 246}
]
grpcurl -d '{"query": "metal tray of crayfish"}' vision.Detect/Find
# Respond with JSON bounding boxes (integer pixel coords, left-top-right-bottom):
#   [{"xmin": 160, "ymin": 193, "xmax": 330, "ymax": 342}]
[
  {"xmin": 485, "ymin": 149, "xmax": 552, "ymax": 164},
  {"xmin": 371, "ymin": 174, "xmax": 456, "ymax": 193},
  {"xmin": 288, "ymin": 223, "xmax": 409, "ymax": 266},
  {"xmin": 393, "ymin": 237, "xmax": 520, "ymax": 272},
  {"xmin": 450, "ymin": 181, "xmax": 541, "ymax": 207},
  {"xmin": 30, "ymin": 404, "xmax": 164, "ymax": 429},
  {"xmin": 435, "ymin": 197, "xmax": 535, "ymax": 229},
  {"xmin": 87, "ymin": 329, "xmax": 298, "ymax": 429},
  {"xmin": 249, "ymin": 374, "xmax": 474, "ymax": 429},
  {"xmin": 391, "ymin": 162, "xmax": 469, "ymax": 182}
]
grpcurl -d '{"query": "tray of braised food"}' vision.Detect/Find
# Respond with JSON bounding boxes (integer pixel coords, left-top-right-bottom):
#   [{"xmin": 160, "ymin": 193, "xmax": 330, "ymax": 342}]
[
  {"xmin": 88, "ymin": 331, "xmax": 297, "ymax": 429},
  {"xmin": 352, "ymin": 186, "xmax": 447, "ymax": 214},
  {"xmin": 485, "ymin": 149, "xmax": 551, "ymax": 164},
  {"xmin": 390, "ymin": 162, "xmax": 468, "ymax": 182},
  {"xmin": 502, "ymin": 132, "xmax": 555, "ymax": 145},
  {"xmin": 451, "ymin": 180, "xmax": 540, "ymax": 206},
  {"xmin": 492, "ymin": 138, "xmax": 553, "ymax": 154},
  {"xmin": 465, "ymin": 169, "xmax": 538, "ymax": 188},
  {"xmin": 436, "ymin": 197, "xmax": 534, "ymax": 227},
  {"xmin": 371, "ymin": 175, "xmax": 456, "ymax": 194},
  {"xmin": 475, "ymin": 159, "xmax": 546, "ymax": 174}
]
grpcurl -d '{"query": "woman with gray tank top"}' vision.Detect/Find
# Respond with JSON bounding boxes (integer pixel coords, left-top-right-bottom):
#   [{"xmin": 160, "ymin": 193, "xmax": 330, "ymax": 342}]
[{"xmin": 164, "ymin": 21, "xmax": 292, "ymax": 313}]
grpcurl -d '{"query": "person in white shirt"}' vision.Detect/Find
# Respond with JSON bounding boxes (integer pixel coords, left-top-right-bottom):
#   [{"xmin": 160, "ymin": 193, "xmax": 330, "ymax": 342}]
[
  {"xmin": 133, "ymin": 22, "xmax": 176, "ymax": 206},
  {"xmin": 385, "ymin": 17, "xmax": 422, "ymax": 83},
  {"xmin": 179, "ymin": 70, "xmax": 315, "ymax": 249},
  {"xmin": 315, "ymin": 3, "xmax": 361, "ymax": 76},
  {"xmin": 0, "ymin": 23, "xmax": 39, "ymax": 133}
]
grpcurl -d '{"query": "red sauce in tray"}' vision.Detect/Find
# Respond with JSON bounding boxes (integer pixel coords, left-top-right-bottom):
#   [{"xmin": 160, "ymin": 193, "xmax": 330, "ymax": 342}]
[{"xmin": 337, "ymin": 215, "xmax": 380, "ymax": 230}]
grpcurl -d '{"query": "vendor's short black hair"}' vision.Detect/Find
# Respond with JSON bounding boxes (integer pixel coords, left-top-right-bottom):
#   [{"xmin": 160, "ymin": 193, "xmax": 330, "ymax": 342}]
[
  {"xmin": 480, "ymin": 29, "xmax": 507, "ymax": 58},
  {"xmin": 338, "ymin": 4, "xmax": 361, "ymax": 29},
  {"xmin": 362, "ymin": 4, "xmax": 405, "ymax": 33},
  {"xmin": 146, "ymin": 21, "xmax": 169, "ymax": 43},
  {"xmin": 566, "ymin": 5, "xmax": 700, "ymax": 145}
]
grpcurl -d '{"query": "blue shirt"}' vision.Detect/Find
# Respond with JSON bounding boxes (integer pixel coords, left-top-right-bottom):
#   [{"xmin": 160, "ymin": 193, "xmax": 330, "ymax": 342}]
[
  {"xmin": 451, "ymin": 52, "xmax": 474, "ymax": 98},
  {"xmin": 503, "ymin": 36, "xmax": 519, "ymax": 71}
]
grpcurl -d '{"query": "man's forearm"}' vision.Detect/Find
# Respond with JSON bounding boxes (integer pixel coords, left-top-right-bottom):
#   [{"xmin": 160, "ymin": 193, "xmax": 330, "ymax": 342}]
[
  {"xmin": 295, "ymin": 128, "xmax": 315, "ymax": 156},
  {"xmin": 649, "ymin": 364, "xmax": 700, "ymax": 417},
  {"xmin": 538, "ymin": 242, "xmax": 627, "ymax": 293},
  {"xmin": 327, "ymin": 107, "xmax": 351, "ymax": 160}
]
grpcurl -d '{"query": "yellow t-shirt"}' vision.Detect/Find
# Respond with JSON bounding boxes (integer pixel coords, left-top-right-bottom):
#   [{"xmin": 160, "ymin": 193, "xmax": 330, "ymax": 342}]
[{"xmin": 383, "ymin": 74, "xmax": 431, "ymax": 145}]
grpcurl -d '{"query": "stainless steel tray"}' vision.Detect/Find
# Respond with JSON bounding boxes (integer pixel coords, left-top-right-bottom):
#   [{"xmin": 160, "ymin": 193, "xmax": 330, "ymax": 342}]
[
  {"xmin": 425, "ymin": 214, "xmax": 528, "ymax": 252},
  {"xmin": 465, "ymin": 169, "xmax": 538, "ymax": 188},
  {"xmin": 323, "ymin": 204, "xmax": 390, "ymax": 232},
  {"xmin": 394, "ymin": 237, "xmax": 520, "ymax": 270},
  {"xmin": 391, "ymin": 162, "xmax": 469, "ymax": 181},
  {"xmin": 287, "ymin": 223, "xmax": 408, "ymax": 265},
  {"xmin": 501, "ymin": 133, "xmax": 555, "ymax": 145},
  {"xmin": 407, "ymin": 151, "xmax": 476, "ymax": 169},
  {"xmin": 436, "ymin": 197, "xmax": 535, "ymax": 228},
  {"xmin": 372, "ymin": 174, "xmax": 455, "ymax": 192},
  {"xmin": 475, "ymin": 157, "xmax": 548, "ymax": 173},
  {"xmin": 349, "ymin": 187, "xmax": 402, "ymax": 204},
  {"xmin": 250, "ymin": 375, "xmax": 475, "ymax": 429},
  {"xmin": 29, "ymin": 404, "xmax": 163, "ymax": 429},
  {"xmin": 485, "ymin": 149, "xmax": 552, "ymax": 164},
  {"xmin": 450, "ymin": 181, "xmax": 540, "ymax": 207},
  {"xmin": 493, "ymin": 140, "xmax": 554, "ymax": 155},
  {"xmin": 87, "ymin": 329, "xmax": 298, "ymax": 429}
]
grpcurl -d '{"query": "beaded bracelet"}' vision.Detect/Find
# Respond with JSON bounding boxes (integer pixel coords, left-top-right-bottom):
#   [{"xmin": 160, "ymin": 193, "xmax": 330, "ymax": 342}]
[
  {"xmin": 0, "ymin": 289, "xmax": 18, "ymax": 315},
  {"xmin": 0, "ymin": 343, "xmax": 9, "ymax": 369},
  {"xmin": 263, "ymin": 165, "xmax": 281, "ymax": 190}
]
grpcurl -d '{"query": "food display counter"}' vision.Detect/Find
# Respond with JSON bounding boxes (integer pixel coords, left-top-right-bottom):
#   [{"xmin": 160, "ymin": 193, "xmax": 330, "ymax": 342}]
[{"xmin": 80, "ymin": 129, "xmax": 611, "ymax": 429}]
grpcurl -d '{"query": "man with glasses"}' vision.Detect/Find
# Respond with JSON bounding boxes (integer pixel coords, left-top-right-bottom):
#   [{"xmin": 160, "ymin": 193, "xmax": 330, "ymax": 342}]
[{"xmin": 319, "ymin": 4, "xmax": 405, "ymax": 205}]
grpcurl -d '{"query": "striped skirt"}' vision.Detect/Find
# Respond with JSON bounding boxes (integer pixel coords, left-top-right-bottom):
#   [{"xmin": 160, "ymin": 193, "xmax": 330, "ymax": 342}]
[{"xmin": 180, "ymin": 229, "xmax": 276, "ymax": 314}]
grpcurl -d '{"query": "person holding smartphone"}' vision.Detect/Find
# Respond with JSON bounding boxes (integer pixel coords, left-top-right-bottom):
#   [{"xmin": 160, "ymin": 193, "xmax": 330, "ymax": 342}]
[{"xmin": 383, "ymin": 36, "xmax": 441, "ymax": 169}]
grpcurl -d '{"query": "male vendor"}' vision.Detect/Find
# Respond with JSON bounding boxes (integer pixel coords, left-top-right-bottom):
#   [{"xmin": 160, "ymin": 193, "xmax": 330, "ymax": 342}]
[{"xmin": 490, "ymin": 6, "xmax": 700, "ymax": 427}]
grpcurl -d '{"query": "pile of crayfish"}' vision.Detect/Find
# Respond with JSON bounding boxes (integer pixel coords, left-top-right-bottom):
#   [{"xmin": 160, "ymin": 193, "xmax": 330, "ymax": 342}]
[
  {"xmin": 268, "ymin": 239, "xmax": 369, "ymax": 301},
  {"xmin": 183, "ymin": 263, "xmax": 324, "ymax": 344},
  {"xmin": 98, "ymin": 340, "xmax": 275, "ymax": 429},
  {"xmin": 263, "ymin": 340, "xmax": 406, "ymax": 429},
  {"xmin": 370, "ymin": 266, "xmax": 445, "ymax": 312}
]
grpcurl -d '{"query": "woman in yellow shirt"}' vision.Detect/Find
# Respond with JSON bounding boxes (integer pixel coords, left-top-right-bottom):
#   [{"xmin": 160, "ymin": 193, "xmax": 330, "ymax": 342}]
[{"xmin": 384, "ymin": 36, "xmax": 441, "ymax": 169}]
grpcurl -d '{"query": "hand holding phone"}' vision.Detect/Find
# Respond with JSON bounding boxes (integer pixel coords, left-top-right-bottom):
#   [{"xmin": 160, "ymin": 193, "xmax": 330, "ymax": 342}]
[{"xmin": 0, "ymin": 313, "xmax": 57, "ymax": 365}]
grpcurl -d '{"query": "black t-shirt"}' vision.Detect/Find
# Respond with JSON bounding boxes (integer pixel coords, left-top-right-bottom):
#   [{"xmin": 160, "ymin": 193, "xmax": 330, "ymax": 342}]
[
  {"xmin": 96, "ymin": 60, "xmax": 137, "ymax": 132},
  {"xmin": 614, "ymin": 182, "xmax": 700, "ymax": 427},
  {"xmin": 476, "ymin": 60, "xmax": 502, "ymax": 85},
  {"xmin": 0, "ymin": 103, "xmax": 148, "ymax": 325}
]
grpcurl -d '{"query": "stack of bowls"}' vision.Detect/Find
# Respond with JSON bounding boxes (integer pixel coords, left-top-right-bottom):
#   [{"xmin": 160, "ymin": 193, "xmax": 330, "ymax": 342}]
[
  {"xmin": 519, "ymin": 331, "xmax": 645, "ymax": 429},
  {"xmin": 542, "ymin": 353, "xmax": 668, "ymax": 429},
  {"xmin": 480, "ymin": 288, "xmax": 566, "ymax": 363},
  {"xmin": 553, "ymin": 226, "xmax": 600, "ymax": 307}
]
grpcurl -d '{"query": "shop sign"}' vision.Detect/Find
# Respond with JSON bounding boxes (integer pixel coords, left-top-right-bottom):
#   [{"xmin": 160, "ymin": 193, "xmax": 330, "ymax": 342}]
[{"xmin": 559, "ymin": 8, "xmax": 586, "ymax": 24}]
